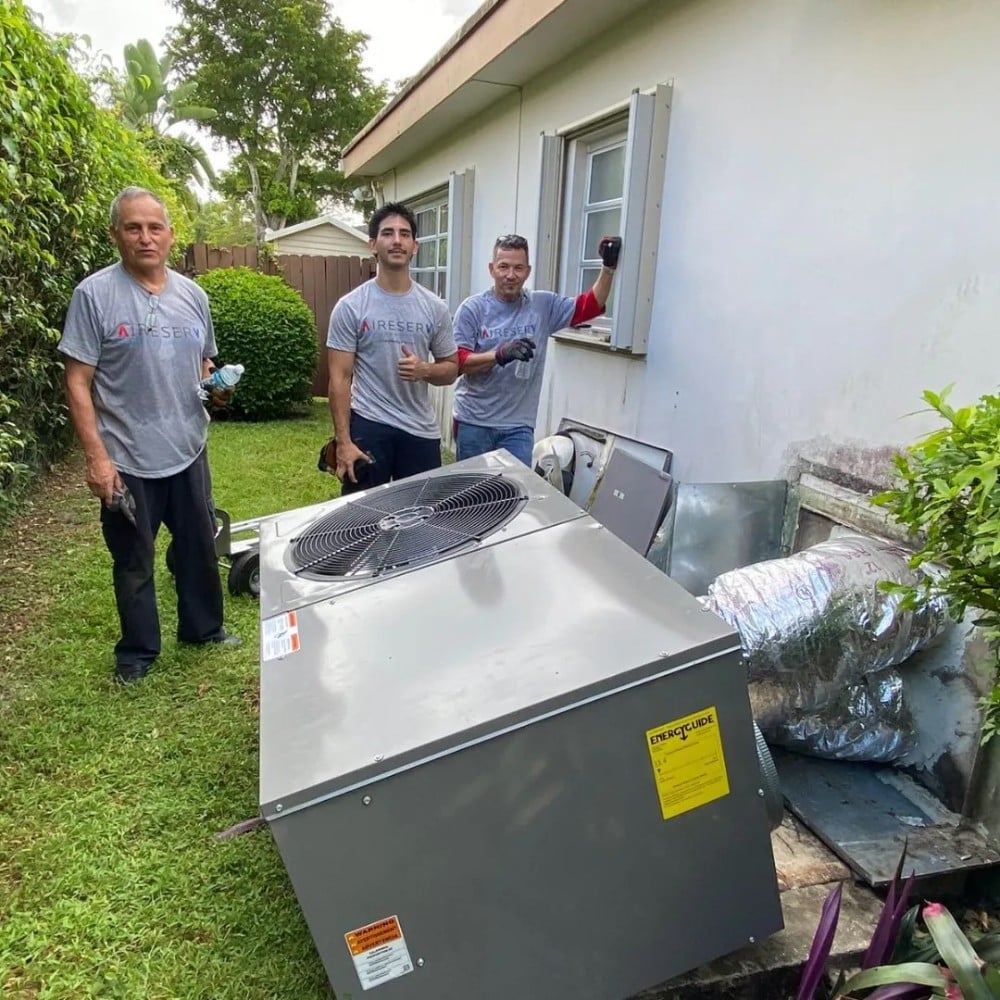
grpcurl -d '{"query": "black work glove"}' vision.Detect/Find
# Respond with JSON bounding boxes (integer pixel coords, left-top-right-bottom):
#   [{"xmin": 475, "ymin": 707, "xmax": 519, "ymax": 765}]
[
  {"xmin": 494, "ymin": 337, "xmax": 536, "ymax": 367},
  {"xmin": 598, "ymin": 236, "xmax": 622, "ymax": 270}
]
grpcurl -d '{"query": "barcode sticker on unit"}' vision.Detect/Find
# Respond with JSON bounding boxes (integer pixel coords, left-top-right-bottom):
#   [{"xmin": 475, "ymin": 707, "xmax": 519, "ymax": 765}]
[
  {"xmin": 646, "ymin": 706, "xmax": 730, "ymax": 820},
  {"xmin": 345, "ymin": 915, "xmax": 414, "ymax": 991},
  {"xmin": 261, "ymin": 611, "xmax": 300, "ymax": 660}
]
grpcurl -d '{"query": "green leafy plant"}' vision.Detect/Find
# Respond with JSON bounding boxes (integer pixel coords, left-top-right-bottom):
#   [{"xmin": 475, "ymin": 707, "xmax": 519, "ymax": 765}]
[
  {"xmin": 0, "ymin": 1, "xmax": 184, "ymax": 523},
  {"xmin": 195, "ymin": 267, "xmax": 317, "ymax": 420},
  {"xmin": 798, "ymin": 845, "xmax": 1000, "ymax": 998},
  {"xmin": 873, "ymin": 386, "xmax": 1000, "ymax": 742}
]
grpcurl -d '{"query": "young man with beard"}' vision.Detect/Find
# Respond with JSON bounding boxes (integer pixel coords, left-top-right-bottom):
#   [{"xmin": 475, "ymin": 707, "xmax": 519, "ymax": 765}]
[
  {"xmin": 327, "ymin": 202, "xmax": 458, "ymax": 492},
  {"xmin": 452, "ymin": 233, "xmax": 621, "ymax": 466}
]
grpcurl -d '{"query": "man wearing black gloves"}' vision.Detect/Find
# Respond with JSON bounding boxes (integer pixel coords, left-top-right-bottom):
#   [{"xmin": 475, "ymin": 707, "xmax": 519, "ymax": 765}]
[{"xmin": 452, "ymin": 233, "xmax": 621, "ymax": 465}]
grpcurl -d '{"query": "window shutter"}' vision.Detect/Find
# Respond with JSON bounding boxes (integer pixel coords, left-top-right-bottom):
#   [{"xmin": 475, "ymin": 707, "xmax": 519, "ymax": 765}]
[
  {"xmin": 446, "ymin": 167, "xmax": 475, "ymax": 314},
  {"xmin": 613, "ymin": 82, "xmax": 672, "ymax": 355},
  {"xmin": 534, "ymin": 133, "xmax": 564, "ymax": 290}
]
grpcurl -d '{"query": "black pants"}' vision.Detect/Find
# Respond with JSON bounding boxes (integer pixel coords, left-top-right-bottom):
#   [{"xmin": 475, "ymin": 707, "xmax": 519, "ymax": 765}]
[
  {"xmin": 101, "ymin": 449, "xmax": 224, "ymax": 669},
  {"xmin": 341, "ymin": 411, "xmax": 442, "ymax": 496}
]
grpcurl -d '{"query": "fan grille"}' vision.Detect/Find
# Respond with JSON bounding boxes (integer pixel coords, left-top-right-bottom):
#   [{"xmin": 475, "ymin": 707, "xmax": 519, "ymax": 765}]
[{"xmin": 290, "ymin": 472, "xmax": 527, "ymax": 578}]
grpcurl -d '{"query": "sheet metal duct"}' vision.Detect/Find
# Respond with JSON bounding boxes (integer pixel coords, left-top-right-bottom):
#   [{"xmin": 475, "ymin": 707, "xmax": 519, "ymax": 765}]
[{"xmin": 257, "ymin": 451, "xmax": 781, "ymax": 999}]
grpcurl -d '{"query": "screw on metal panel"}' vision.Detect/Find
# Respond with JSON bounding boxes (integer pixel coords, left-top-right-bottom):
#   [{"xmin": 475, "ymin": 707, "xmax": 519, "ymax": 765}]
[
  {"xmin": 275, "ymin": 804, "xmax": 283, "ymax": 812},
  {"xmin": 374, "ymin": 754, "xmax": 384, "ymax": 762},
  {"xmin": 362, "ymin": 795, "xmax": 372, "ymax": 806},
  {"xmin": 659, "ymin": 651, "xmax": 669, "ymax": 658},
  {"xmin": 417, "ymin": 958, "xmax": 425, "ymax": 968},
  {"xmin": 749, "ymin": 936, "xmax": 756, "ymax": 944},
  {"xmin": 758, "ymin": 788, "xmax": 765, "ymax": 797}
]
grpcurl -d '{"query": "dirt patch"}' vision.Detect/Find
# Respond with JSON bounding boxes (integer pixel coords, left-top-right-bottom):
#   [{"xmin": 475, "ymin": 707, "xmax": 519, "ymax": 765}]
[{"xmin": 0, "ymin": 451, "xmax": 93, "ymax": 652}]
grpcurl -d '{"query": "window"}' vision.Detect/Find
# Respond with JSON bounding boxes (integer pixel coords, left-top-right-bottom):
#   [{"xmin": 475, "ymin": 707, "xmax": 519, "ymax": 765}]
[
  {"xmin": 411, "ymin": 190, "xmax": 449, "ymax": 300},
  {"xmin": 563, "ymin": 126, "xmax": 626, "ymax": 322},
  {"xmin": 535, "ymin": 82, "xmax": 673, "ymax": 355},
  {"xmin": 406, "ymin": 168, "xmax": 475, "ymax": 313}
]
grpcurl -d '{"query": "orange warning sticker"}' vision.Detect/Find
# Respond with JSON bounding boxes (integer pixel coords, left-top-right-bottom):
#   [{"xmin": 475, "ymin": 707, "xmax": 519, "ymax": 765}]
[
  {"xmin": 344, "ymin": 915, "xmax": 414, "ymax": 990},
  {"xmin": 261, "ymin": 611, "xmax": 301, "ymax": 661},
  {"xmin": 345, "ymin": 916, "xmax": 403, "ymax": 956}
]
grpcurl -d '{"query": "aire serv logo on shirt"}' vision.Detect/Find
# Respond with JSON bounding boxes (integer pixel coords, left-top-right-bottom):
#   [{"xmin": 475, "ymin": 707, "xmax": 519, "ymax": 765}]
[
  {"xmin": 112, "ymin": 323, "xmax": 205, "ymax": 341},
  {"xmin": 360, "ymin": 318, "xmax": 431, "ymax": 336}
]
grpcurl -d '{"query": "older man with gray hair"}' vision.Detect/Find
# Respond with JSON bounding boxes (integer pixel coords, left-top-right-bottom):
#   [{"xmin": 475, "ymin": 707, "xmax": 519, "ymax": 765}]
[{"xmin": 59, "ymin": 186, "xmax": 239, "ymax": 685}]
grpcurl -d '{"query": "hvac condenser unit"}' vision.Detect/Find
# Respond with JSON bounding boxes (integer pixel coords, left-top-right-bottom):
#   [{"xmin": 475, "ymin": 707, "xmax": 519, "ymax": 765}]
[{"xmin": 258, "ymin": 451, "xmax": 781, "ymax": 999}]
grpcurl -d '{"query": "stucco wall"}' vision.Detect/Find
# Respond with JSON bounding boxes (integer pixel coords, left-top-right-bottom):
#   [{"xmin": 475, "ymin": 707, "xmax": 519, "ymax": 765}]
[{"xmin": 382, "ymin": 0, "xmax": 1000, "ymax": 483}]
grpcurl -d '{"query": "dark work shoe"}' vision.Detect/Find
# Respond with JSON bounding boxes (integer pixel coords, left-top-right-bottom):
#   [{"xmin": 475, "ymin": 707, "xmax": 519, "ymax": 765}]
[
  {"xmin": 114, "ymin": 661, "xmax": 152, "ymax": 684},
  {"xmin": 179, "ymin": 629, "xmax": 242, "ymax": 648},
  {"xmin": 207, "ymin": 630, "xmax": 242, "ymax": 648}
]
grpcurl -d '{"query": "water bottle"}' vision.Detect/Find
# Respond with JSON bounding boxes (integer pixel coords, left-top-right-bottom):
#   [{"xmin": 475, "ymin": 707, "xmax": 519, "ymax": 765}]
[
  {"xmin": 513, "ymin": 359, "xmax": 531, "ymax": 380},
  {"xmin": 200, "ymin": 363, "xmax": 244, "ymax": 393}
]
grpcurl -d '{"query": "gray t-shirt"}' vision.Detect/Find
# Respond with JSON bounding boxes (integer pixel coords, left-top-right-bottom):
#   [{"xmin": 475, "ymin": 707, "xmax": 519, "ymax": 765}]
[
  {"xmin": 58, "ymin": 263, "xmax": 217, "ymax": 478},
  {"xmin": 452, "ymin": 288, "xmax": 575, "ymax": 428},
  {"xmin": 327, "ymin": 279, "xmax": 457, "ymax": 439}
]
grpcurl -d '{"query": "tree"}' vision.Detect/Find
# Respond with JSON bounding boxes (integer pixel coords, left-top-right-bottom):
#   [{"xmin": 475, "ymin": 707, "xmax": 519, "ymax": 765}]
[
  {"xmin": 190, "ymin": 197, "xmax": 256, "ymax": 245},
  {"xmin": 168, "ymin": 0, "xmax": 387, "ymax": 241},
  {"xmin": 109, "ymin": 38, "xmax": 218, "ymax": 203}
]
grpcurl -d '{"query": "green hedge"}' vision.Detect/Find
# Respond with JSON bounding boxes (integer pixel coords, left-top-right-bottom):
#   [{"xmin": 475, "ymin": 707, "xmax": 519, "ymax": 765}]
[
  {"xmin": 195, "ymin": 268, "xmax": 318, "ymax": 420},
  {"xmin": 0, "ymin": 0, "xmax": 185, "ymax": 519}
]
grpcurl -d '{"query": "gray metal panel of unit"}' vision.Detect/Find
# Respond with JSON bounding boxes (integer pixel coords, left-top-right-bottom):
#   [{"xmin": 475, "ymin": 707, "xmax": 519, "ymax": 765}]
[
  {"xmin": 267, "ymin": 644, "xmax": 781, "ymax": 1000},
  {"xmin": 259, "ymin": 517, "xmax": 740, "ymax": 818}
]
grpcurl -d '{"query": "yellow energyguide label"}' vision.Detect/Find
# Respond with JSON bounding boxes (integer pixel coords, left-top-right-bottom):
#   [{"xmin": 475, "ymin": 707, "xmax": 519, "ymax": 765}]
[{"xmin": 646, "ymin": 706, "xmax": 730, "ymax": 820}]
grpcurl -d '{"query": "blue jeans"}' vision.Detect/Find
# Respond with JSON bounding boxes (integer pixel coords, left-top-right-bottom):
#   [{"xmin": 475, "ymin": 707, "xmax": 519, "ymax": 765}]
[{"xmin": 455, "ymin": 422, "xmax": 534, "ymax": 466}]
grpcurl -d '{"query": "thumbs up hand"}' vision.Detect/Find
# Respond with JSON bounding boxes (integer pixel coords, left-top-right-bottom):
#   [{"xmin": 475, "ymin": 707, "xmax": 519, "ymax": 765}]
[{"xmin": 397, "ymin": 344, "xmax": 425, "ymax": 382}]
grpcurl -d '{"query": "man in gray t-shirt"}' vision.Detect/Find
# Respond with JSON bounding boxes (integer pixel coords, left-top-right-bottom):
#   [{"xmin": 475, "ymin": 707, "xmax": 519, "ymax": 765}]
[
  {"xmin": 453, "ymin": 233, "xmax": 621, "ymax": 466},
  {"xmin": 327, "ymin": 202, "xmax": 458, "ymax": 493},
  {"xmin": 59, "ymin": 187, "xmax": 239, "ymax": 684}
]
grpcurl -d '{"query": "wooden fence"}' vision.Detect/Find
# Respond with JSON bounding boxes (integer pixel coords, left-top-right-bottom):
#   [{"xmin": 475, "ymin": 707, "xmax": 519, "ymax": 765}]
[{"xmin": 183, "ymin": 243, "xmax": 376, "ymax": 397}]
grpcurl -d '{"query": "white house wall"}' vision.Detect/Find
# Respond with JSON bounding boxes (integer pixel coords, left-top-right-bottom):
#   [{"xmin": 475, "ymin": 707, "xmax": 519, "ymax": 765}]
[{"xmin": 381, "ymin": 0, "xmax": 1000, "ymax": 483}]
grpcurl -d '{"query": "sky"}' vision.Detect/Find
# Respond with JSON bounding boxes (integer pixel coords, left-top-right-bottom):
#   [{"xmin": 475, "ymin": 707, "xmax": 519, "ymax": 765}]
[
  {"xmin": 27, "ymin": 0, "xmax": 482, "ymax": 195},
  {"xmin": 29, "ymin": 0, "xmax": 481, "ymax": 85}
]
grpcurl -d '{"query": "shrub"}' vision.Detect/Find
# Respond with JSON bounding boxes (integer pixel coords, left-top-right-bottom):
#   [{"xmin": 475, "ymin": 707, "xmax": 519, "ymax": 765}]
[
  {"xmin": 873, "ymin": 386, "xmax": 1000, "ymax": 742},
  {"xmin": 0, "ymin": 1, "xmax": 185, "ymax": 520},
  {"xmin": 195, "ymin": 268, "xmax": 317, "ymax": 420}
]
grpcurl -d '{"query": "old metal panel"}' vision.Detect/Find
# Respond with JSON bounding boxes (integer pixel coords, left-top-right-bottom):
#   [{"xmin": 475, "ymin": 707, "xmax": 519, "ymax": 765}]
[
  {"xmin": 656, "ymin": 481, "xmax": 789, "ymax": 596},
  {"xmin": 588, "ymin": 447, "xmax": 673, "ymax": 555},
  {"xmin": 774, "ymin": 750, "xmax": 1000, "ymax": 886}
]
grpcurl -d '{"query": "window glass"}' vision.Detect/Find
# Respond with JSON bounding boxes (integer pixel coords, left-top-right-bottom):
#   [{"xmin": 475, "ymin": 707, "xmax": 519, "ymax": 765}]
[
  {"xmin": 588, "ymin": 145, "xmax": 625, "ymax": 204},
  {"xmin": 583, "ymin": 208, "xmax": 622, "ymax": 259},
  {"xmin": 410, "ymin": 191, "xmax": 448, "ymax": 299}
]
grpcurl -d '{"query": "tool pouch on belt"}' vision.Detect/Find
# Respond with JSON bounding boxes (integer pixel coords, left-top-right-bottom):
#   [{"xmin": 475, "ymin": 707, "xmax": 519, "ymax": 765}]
[
  {"xmin": 317, "ymin": 437, "xmax": 338, "ymax": 474},
  {"xmin": 317, "ymin": 438, "xmax": 376, "ymax": 487}
]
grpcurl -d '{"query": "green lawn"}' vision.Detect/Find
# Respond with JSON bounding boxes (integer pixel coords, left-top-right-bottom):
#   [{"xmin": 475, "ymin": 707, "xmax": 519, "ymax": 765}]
[{"xmin": 0, "ymin": 400, "xmax": 345, "ymax": 1000}]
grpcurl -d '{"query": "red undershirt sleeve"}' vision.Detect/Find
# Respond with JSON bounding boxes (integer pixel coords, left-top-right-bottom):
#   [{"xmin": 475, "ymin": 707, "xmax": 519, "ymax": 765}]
[
  {"xmin": 457, "ymin": 346, "xmax": 474, "ymax": 371},
  {"xmin": 570, "ymin": 289, "xmax": 605, "ymax": 326}
]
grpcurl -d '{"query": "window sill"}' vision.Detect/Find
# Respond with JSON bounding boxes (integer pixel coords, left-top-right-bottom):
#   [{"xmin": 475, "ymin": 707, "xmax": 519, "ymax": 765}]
[{"xmin": 551, "ymin": 328, "xmax": 647, "ymax": 358}]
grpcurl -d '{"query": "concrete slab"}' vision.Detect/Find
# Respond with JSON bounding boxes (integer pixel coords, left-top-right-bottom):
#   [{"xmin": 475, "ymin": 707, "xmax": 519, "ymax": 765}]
[{"xmin": 628, "ymin": 814, "xmax": 885, "ymax": 1000}]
